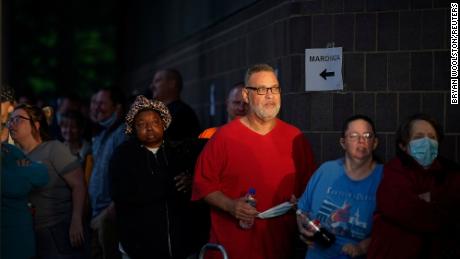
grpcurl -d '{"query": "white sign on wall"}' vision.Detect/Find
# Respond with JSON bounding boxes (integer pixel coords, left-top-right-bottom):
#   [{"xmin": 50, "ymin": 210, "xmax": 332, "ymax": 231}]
[{"xmin": 305, "ymin": 47, "xmax": 343, "ymax": 91}]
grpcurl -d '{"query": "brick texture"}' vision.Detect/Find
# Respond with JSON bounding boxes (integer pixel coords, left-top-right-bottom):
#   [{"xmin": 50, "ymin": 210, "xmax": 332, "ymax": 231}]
[
  {"xmin": 398, "ymin": 93, "xmax": 421, "ymax": 124},
  {"xmin": 378, "ymin": 12, "xmax": 399, "ymax": 50},
  {"xmin": 388, "ymin": 53, "xmax": 410, "ymax": 91},
  {"xmin": 333, "ymin": 93, "xmax": 354, "ymax": 131},
  {"xmin": 376, "ymin": 93, "xmax": 397, "ymax": 132},
  {"xmin": 356, "ymin": 14, "xmax": 376, "ymax": 51},
  {"xmin": 355, "ymin": 93, "xmax": 375, "ymax": 120},
  {"xmin": 334, "ymin": 14, "xmax": 354, "ymax": 51},
  {"xmin": 344, "ymin": 54, "xmax": 364, "ymax": 91},
  {"xmin": 366, "ymin": 53, "xmax": 388, "ymax": 91},
  {"xmin": 411, "ymin": 52, "xmax": 433, "ymax": 90},
  {"xmin": 140, "ymin": 0, "xmax": 456, "ymax": 163},
  {"xmin": 421, "ymin": 10, "xmax": 445, "ymax": 49},
  {"xmin": 312, "ymin": 15, "xmax": 334, "ymax": 48},
  {"xmin": 400, "ymin": 11, "xmax": 421, "ymax": 50},
  {"xmin": 310, "ymin": 93, "xmax": 333, "ymax": 131}
]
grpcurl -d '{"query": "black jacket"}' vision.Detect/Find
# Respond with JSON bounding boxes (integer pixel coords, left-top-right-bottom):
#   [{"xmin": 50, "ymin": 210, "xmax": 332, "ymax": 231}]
[
  {"xmin": 166, "ymin": 100, "xmax": 201, "ymax": 141},
  {"xmin": 110, "ymin": 138, "xmax": 207, "ymax": 259}
]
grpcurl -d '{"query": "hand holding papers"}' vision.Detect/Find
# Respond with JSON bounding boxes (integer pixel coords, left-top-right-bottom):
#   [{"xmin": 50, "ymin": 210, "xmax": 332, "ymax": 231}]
[{"xmin": 257, "ymin": 201, "xmax": 293, "ymax": 219}]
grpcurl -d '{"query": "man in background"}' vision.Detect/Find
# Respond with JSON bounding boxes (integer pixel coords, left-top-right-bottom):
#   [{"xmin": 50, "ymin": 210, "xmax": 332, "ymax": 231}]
[
  {"xmin": 199, "ymin": 82, "xmax": 248, "ymax": 139},
  {"xmin": 88, "ymin": 87, "xmax": 125, "ymax": 259},
  {"xmin": 150, "ymin": 69, "xmax": 201, "ymax": 141}
]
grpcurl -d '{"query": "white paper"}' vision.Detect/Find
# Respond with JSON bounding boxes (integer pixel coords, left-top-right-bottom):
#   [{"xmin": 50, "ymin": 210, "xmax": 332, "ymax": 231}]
[
  {"xmin": 305, "ymin": 47, "xmax": 343, "ymax": 91},
  {"xmin": 257, "ymin": 202, "xmax": 293, "ymax": 219}
]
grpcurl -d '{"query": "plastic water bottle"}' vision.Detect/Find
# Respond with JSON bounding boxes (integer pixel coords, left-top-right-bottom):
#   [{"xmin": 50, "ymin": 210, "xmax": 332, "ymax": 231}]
[
  {"xmin": 297, "ymin": 209, "xmax": 336, "ymax": 248},
  {"xmin": 239, "ymin": 188, "xmax": 256, "ymax": 229}
]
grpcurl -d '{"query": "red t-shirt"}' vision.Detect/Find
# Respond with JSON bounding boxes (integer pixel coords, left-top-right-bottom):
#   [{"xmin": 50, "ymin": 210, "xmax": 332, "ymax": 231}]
[{"xmin": 192, "ymin": 118, "xmax": 316, "ymax": 259}]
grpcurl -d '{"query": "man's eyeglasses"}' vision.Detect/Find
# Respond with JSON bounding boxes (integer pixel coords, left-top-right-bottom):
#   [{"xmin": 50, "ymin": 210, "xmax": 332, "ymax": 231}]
[
  {"xmin": 345, "ymin": 132, "xmax": 375, "ymax": 142},
  {"xmin": 245, "ymin": 86, "xmax": 281, "ymax": 95},
  {"xmin": 8, "ymin": 115, "xmax": 32, "ymax": 126}
]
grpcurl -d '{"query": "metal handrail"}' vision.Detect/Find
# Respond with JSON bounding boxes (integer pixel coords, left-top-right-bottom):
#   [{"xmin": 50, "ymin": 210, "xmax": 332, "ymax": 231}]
[{"xmin": 198, "ymin": 243, "xmax": 229, "ymax": 259}]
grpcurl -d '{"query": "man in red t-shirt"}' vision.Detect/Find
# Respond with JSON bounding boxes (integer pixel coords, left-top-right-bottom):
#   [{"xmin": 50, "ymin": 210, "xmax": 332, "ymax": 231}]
[{"xmin": 192, "ymin": 64, "xmax": 316, "ymax": 259}]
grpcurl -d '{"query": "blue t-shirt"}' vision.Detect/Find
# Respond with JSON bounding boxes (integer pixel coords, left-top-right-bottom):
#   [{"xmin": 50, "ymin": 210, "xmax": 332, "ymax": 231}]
[
  {"xmin": 89, "ymin": 123, "xmax": 126, "ymax": 217},
  {"xmin": 297, "ymin": 158, "xmax": 383, "ymax": 259}
]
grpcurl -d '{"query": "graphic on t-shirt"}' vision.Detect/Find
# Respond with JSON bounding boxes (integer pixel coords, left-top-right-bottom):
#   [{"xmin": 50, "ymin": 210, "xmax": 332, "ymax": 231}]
[{"xmin": 316, "ymin": 199, "xmax": 368, "ymax": 240}]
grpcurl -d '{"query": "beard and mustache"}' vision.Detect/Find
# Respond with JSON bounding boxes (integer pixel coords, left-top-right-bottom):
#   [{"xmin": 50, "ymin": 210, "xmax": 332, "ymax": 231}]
[{"xmin": 248, "ymin": 98, "xmax": 281, "ymax": 121}]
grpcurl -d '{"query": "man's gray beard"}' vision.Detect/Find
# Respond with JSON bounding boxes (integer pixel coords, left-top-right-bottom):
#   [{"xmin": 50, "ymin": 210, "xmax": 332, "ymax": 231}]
[{"xmin": 251, "ymin": 103, "xmax": 280, "ymax": 121}]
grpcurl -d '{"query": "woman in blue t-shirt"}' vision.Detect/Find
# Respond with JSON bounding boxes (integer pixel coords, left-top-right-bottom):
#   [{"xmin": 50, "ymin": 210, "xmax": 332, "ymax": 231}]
[
  {"xmin": 297, "ymin": 115, "xmax": 383, "ymax": 259},
  {"xmin": 1, "ymin": 143, "xmax": 48, "ymax": 259}
]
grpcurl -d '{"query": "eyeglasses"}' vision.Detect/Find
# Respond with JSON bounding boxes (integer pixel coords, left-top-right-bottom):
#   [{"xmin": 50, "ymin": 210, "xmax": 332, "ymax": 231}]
[
  {"xmin": 245, "ymin": 86, "xmax": 281, "ymax": 95},
  {"xmin": 345, "ymin": 132, "xmax": 375, "ymax": 142},
  {"xmin": 8, "ymin": 115, "xmax": 32, "ymax": 126}
]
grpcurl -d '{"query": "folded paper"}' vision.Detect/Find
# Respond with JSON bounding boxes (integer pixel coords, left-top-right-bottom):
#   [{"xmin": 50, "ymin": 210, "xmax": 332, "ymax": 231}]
[{"xmin": 257, "ymin": 201, "xmax": 293, "ymax": 219}]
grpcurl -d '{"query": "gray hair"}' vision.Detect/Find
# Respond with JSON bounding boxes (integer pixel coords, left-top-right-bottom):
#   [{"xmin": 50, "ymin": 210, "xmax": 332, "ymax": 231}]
[{"xmin": 244, "ymin": 64, "xmax": 275, "ymax": 86}]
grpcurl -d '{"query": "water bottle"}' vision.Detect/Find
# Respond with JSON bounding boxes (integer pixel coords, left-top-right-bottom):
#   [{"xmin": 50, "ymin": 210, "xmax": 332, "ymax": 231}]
[
  {"xmin": 296, "ymin": 209, "xmax": 336, "ymax": 248},
  {"xmin": 239, "ymin": 187, "xmax": 256, "ymax": 229}
]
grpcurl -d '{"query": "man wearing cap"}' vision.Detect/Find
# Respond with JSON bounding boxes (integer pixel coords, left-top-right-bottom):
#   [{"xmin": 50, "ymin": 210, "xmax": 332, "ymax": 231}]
[
  {"xmin": 192, "ymin": 64, "xmax": 316, "ymax": 259},
  {"xmin": 110, "ymin": 95, "xmax": 204, "ymax": 258},
  {"xmin": 1, "ymin": 84, "xmax": 16, "ymax": 143}
]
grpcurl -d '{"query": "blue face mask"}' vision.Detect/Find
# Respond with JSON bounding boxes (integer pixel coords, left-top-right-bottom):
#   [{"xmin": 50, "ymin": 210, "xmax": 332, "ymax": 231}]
[
  {"xmin": 408, "ymin": 137, "xmax": 438, "ymax": 167},
  {"xmin": 98, "ymin": 112, "xmax": 117, "ymax": 128}
]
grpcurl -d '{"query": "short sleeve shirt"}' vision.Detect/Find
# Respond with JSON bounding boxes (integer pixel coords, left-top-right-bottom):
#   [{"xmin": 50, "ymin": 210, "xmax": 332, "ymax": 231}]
[
  {"xmin": 297, "ymin": 159, "xmax": 383, "ymax": 259},
  {"xmin": 192, "ymin": 118, "xmax": 316, "ymax": 259},
  {"xmin": 27, "ymin": 140, "xmax": 80, "ymax": 229}
]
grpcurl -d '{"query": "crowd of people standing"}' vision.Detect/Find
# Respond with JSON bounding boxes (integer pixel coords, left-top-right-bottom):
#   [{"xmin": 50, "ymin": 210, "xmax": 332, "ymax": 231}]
[{"xmin": 1, "ymin": 64, "xmax": 459, "ymax": 259}]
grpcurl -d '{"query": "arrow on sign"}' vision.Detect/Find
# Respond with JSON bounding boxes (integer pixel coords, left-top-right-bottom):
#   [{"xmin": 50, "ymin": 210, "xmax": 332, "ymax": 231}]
[{"xmin": 320, "ymin": 69, "xmax": 335, "ymax": 80}]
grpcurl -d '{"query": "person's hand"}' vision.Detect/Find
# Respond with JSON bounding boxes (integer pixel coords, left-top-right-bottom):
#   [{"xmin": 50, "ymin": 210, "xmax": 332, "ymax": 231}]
[
  {"xmin": 296, "ymin": 211, "xmax": 315, "ymax": 247},
  {"xmin": 174, "ymin": 172, "xmax": 192, "ymax": 193},
  {"xmin": 289, "ymin": 194, "xmax": 297, "ymax": 210},
  {"xmin": 69, "ymin": 218, "xmax": 85, "ymax": 247},
  {"xmin": 418, "ymin": 192, "xmax": 431, "ymax": 202},
  {"xmin": 229, "ymin": 197, "xmax": 258, "ymax": 222},
  {"xmin": 342, "ymin": 238, "xmax": 370, "ymax": 258},
  {"xmin": 341, "ymin": 243, "xmax": 364, "ymax": 258},
  {"xmin": 299, "ymin": 233, "xmax": 315, "ymax": 247},
  {"xmin": 106, "ymin": 203, "xmax": 116, "ymax": 221}
]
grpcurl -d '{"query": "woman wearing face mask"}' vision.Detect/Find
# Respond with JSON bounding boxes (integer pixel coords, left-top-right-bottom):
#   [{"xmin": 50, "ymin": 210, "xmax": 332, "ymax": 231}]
[{"xmin": 367, "ymin": 113, "xmax": 460, "ymax": 259}]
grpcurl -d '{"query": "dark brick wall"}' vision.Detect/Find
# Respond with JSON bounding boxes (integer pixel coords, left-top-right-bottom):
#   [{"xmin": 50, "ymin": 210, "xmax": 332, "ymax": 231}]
[{"xmin": 129, "ymin": 0, "xmax": 459, "ymax": 164}]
